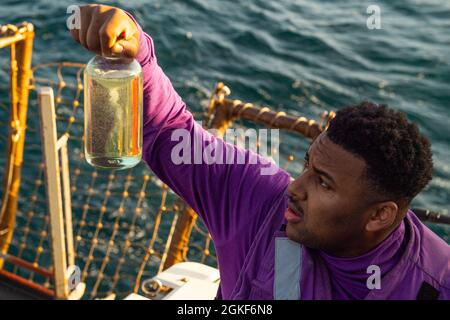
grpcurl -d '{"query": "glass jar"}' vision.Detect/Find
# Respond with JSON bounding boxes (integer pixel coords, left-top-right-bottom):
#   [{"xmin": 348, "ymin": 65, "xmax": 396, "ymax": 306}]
[{"xmin": 84, "ymin": 55, "xmax": 143, "ymax": 170}]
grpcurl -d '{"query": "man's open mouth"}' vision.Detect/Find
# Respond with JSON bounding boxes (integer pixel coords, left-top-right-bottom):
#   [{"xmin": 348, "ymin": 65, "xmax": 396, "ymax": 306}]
[
  {"xmin": 285, "ymin": 197, "xmax": 305, "ymax": 223},
  {"xmin": 288, "ymin": 201, "xmax": 304, "ymax": 218}
]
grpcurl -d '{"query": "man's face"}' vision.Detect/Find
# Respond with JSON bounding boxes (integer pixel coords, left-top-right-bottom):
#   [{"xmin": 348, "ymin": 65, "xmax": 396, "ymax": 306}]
[{"xmin": 286, "ymin": 132, "xmax": 373, "ymax": 256}]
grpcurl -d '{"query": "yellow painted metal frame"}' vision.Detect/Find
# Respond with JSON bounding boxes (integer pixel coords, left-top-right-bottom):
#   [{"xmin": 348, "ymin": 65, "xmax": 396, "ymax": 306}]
[{"xmin": 0, "ymin": 22, "xmax": 34, "ymax": 268}]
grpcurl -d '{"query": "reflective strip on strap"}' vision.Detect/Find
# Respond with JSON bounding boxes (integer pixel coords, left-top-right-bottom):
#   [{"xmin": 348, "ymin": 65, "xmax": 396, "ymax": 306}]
[{"xmin": 274, "ymin": 237, "xmax": 302, "ymax": 300}]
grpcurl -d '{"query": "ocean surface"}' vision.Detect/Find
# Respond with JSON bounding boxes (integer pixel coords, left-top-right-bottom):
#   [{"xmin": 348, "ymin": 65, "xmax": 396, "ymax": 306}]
[{"xmin": 0, "ymin": 0, "xmax": 449, "ymax": 281}]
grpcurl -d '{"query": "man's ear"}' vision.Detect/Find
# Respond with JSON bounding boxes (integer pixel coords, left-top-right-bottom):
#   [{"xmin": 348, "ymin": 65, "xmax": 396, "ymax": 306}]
[{"xmin": 365, "ymin": 201, "xmax": 398, "ymax": 232}]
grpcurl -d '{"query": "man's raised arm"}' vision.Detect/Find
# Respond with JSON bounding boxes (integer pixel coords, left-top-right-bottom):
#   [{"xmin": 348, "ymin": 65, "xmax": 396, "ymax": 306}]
[{"xmin": 70, "ymin": 4, "xmax": 291, "ymax": 248}]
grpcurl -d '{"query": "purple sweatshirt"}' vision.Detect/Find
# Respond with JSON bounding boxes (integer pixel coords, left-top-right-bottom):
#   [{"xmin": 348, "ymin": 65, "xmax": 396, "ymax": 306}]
[{"xmin": 131, "ymin": 18, "xmax": 450, "ymax": 300}]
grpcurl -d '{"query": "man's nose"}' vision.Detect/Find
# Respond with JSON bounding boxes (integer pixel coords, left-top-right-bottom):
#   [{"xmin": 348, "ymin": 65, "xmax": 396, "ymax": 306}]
[{"xmin": 287, "ymin": 174, "xmax": 307, "ymax": 201}]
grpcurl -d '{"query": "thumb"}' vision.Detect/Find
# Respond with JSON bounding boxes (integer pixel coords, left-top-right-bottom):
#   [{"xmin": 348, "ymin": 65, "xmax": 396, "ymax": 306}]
[
  {"xmin": 110, "ymin": 26, "xmax": 139, "ymax": 59},
  {"xmin": 115, "ymin": 37, "xmax": 139, "ymax": 59},
  {"xmin": 111, "ymin": 42, "xmax": 124, "ymax": 56}
]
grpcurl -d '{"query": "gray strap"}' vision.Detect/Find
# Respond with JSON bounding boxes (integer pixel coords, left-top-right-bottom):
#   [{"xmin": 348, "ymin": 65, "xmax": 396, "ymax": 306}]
[{"xmin": 274, "ymin": 237, "xmax": 302, "ymax": 300}]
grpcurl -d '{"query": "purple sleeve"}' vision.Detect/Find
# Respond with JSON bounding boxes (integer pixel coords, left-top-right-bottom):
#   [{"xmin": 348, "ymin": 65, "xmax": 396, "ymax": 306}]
[
  {"xmin": 440, "ymin": 287, "xmax": 450, "ymax": 300},
  {"xmin": 131, "ymin": 18, "xmax": 290, "ymax": 246}
]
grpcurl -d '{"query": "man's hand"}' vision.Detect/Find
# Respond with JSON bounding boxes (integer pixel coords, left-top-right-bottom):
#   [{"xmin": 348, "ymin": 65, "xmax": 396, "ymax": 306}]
[{"xmin": 69, "ymin": 4, "xmax": 139, "ymax": 58}]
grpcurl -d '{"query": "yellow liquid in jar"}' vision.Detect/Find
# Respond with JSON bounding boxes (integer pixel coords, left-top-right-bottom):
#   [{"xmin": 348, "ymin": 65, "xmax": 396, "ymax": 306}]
[{"xmin": 84, "ymin": 68, "xmax": 143, "ymax": 170}]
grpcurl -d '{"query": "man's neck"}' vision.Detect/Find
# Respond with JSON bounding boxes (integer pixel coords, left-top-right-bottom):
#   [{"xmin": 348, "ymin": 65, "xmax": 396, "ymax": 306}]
[{"xmin": 325, "ymin": 222, "xmax": 404, "ymax": 258}]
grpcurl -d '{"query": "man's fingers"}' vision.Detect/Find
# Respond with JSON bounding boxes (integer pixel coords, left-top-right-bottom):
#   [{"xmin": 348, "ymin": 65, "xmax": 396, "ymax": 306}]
[
  {"xmin": 68, "ymin": 4, "xmax": 139, "ymax": 59},
  {"xmin": 86, "ymin": 20, "xmax": 103, "ymax": 54},
  {"xmin": 100, "ymin": 19, "xmax": 139, "ymax": 58},
  {"xmin": 79, "ymin": 6, "xmax": 92, "ymax": 48},
  {"xmin": 99, "ymin": 22, "xmax": 126, "ymax": 57},
  {"xmin": 99, "ymin": 23, "xmax": 114, "ymax": 57},
  {"xmin": 115, "ymin": 23, "xmax": 140, "ymax": 58}
]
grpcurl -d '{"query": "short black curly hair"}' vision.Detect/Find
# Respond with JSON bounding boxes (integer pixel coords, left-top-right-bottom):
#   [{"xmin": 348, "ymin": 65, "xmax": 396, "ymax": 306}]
[{"xmin": 326, "ymin": 101, "xmax": 433, "ymax": 205}]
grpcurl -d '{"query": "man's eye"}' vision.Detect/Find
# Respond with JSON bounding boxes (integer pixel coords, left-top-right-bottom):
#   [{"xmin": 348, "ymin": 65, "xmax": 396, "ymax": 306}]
[{"xmin": 318, "ymin": 177, "xmax": 330, "ymax": 189}]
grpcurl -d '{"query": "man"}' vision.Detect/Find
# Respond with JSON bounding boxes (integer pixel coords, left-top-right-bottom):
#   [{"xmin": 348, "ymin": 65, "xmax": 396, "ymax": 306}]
[{"xmin": 71, "ymin": 4, "xmax": 450, "ymax": 300}]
